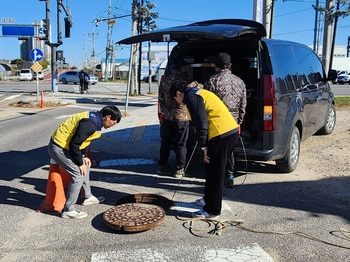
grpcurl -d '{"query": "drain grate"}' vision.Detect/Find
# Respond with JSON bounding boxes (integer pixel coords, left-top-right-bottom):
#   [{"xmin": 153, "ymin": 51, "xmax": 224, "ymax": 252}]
[{"xmin": 103, "ymin": 203, "xmax": 166, "ymax": 232}]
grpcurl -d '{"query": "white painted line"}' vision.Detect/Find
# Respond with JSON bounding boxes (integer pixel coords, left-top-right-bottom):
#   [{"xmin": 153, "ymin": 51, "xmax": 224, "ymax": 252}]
[
  {"xmin": 91, "ymin": 245, "xmax": 274, "ymax": 261},
  {"xmin": 99, "ymin": 158, "xmax": 155, "ymax": 167},
  {"xmin": 0, "ymin": 94, "xmax": 21, "ymax": 102},
  {"xmin": 54, "ymin": 114, "xmax": 75, "ymax": 119},
  {"xmin": 205, "ymin": 244, "xmax": 274, "ymax": 261},
  {"xmin": 171, "ymin": 200, "xmax": 233, "ymax": 214}
]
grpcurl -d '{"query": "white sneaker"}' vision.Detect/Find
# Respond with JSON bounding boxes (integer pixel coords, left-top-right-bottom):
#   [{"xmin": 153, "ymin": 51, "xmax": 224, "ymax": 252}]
[
  {"xmin": 82, "ymin": 195, "xmax": 105, "ymax": 206},
  {"xmin": 195, "ymin": 197, "xmax": 206, "ymax": 207},
  {"xmin": 191, "ymin": 209, "xmax": 219, "ymax": 220},
  {"xmin": 61, "ymin": 210, "xmax": 88, "ymax": 219}
]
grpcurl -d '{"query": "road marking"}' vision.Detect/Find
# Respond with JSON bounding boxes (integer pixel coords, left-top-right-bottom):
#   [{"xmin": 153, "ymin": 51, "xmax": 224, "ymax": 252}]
[
  {"xmin": 91, "ymin": 245, "xmax": 274, "ymax": 261},
  {"xmin": 99, "ymin": 158, "xmax": 155, "ymax": 167},
  {"xmin": 0, "ymin": 94, "xmax": 21, "ymax": 102}
]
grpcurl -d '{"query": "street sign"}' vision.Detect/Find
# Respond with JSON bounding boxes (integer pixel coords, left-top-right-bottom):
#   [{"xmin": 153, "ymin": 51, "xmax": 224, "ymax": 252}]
[
  {"xmin": 38, "ymin": 27, "xmax": 45, "ymax": 35},
  {"xmin": 31, "ymin": 62, "xmax": 43, "ymax": 73},
  {"xmin": 2, "ymin": 25, "xmax": 34, "ymax": 36},
  {"xmin": 30, "ymin": 48, "xmax": 44, "ymax": 62}
]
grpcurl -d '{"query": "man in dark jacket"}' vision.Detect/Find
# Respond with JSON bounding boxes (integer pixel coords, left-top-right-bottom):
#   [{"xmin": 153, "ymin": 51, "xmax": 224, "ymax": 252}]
[
  {"xmin": 79, "ymin": 70, "xmax": 90, "ymax": 93},
  {"xmin": 48, "ymin": 105, "xmax": 122, "ymax": 219},
  {"xmin": 204, "ymin": 53, "xmax": 247, "ymax": 188},
  {"xmin": 157, "ymin": 57, "xmax": 190, "ymax": 178},
  {"xmin": 170, "ymin": 83, "xmax": 239, "ymax": 219}
]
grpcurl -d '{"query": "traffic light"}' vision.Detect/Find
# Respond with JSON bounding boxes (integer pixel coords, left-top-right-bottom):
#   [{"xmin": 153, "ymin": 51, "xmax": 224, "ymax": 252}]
[
  {"xmin": 42, "ymin": 19, "xmax": 48, "ymax": 35},
  {"xmin": 56, "ymin": 50, "xmax": 63, "ymax": 61},
  {"xmin": 64, "ymin": 17, "xmax": 72, "ymax": 38}
]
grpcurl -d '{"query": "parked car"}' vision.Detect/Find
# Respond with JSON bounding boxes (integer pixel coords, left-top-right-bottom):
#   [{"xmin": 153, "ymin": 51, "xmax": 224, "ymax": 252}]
[
  {"xmin": 33, "ymin": 71, "xmax": 44, "ymax": 80},
  {"xmin": 19, "ymin": 69, "xmax": 33, "ymax": 81},
  {"xmin": 119, "ymin": 19, "xmax": 337, "ymax": 173},
  {"xmin": 333, "ymin": 70, "xmax": 349, "ymax": 84},
  {"xmin": 336, "ymin": 72, "xmax": 350, "ymax": 84},
  {"xmin": 142, "ymin": 74, "xmax": 158, "ymax": 83},
  {"xmin": 59, "ymin": 70, "xmax": 98, "ymax": 85}
]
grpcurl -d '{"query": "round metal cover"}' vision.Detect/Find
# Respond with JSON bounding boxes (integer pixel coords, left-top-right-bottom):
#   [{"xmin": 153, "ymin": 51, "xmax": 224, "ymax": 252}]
[{"xmin": 103, "ymin": 203, "xmax": 166, "ymax": 232}]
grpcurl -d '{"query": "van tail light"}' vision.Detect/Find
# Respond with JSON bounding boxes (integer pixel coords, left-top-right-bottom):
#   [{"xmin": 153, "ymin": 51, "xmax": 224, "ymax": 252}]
[{"xmin": 263, "ymin": 75, "xmax": 276, "ymax": 131}]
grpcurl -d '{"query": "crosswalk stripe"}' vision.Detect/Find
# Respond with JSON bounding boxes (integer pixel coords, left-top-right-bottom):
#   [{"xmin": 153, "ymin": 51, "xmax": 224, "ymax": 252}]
[{"xmin": 0, "ymin": 94, "xmax": 21, "ymax": 102}]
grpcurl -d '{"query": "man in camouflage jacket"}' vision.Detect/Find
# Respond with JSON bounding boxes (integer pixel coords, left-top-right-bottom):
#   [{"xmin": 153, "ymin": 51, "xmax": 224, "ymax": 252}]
[
  {"xmin": 204, "ymin": 53, "xmax": 247, "ymax": 188},
  {"xmin": 158, "ymin": 57, "xmax": 190, "ymax": 178}
]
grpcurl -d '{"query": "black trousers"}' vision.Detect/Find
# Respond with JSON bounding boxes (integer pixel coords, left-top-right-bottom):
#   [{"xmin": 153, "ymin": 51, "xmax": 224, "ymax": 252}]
[
  {"xmin": 203, "ymin": 132, "xmax": 239, "ymax": 215},
  {"xmin": 159, "ymin": 119, "xmax": 189, "ymax": 170}
]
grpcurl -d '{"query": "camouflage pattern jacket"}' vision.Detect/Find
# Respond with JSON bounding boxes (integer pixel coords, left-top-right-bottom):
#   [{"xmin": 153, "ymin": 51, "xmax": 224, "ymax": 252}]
[
  {"xmin": 158, "ymin": 70, "xmax": 189, "ymax": 121},
  {"xmin": 204, "ymin": 69, "xmax": 247, "ymax": 124}
]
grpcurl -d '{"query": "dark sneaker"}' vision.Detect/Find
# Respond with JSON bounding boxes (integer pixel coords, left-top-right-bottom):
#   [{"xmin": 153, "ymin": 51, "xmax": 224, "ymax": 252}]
[
  {"xmin": 174, "ymin": 168, "xmax": 185, "ymax": 178},
  {"xmin": 157, "ymin": 165, "xmax": 173, "ymax": 175},
  {"xmin": 224, "ymin": 175, "xmax": 234, "ymax": 188},
  {"xmin": 191, "ymin": 209, "xmax": 220, "ymax": 220}
]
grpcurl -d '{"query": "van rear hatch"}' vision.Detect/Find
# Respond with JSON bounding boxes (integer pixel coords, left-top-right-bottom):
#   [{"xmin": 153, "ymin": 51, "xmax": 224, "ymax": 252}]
[{"xmin": 118, "ymin": 19, "xmax": 266, "ymax": 44}]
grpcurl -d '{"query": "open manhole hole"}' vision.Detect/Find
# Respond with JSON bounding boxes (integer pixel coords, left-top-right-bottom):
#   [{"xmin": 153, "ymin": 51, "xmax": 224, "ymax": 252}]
[{"xmin": 103, "ymin": 193, "xmax": 173, "ymax": 232}]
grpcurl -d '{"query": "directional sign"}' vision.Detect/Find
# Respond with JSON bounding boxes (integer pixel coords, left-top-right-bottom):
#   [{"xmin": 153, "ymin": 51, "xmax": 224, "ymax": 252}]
[
  {"xmin": 30, "ymin": 48, "xmax": 44, "ymax": 62},
  {"xmin": 38, "ymin": 27, "xmax": 45, "ymax": 35}
]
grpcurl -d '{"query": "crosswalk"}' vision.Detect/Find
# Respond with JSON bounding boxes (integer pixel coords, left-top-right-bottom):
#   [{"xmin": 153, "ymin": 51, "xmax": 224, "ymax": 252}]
[{"xmin": 0, "ymin": 94, "xmax": 22, "ymax": 103}]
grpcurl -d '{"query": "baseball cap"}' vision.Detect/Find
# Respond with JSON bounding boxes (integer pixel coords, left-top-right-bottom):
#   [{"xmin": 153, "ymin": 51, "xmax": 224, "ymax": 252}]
[{"xmin": 214, "ymin": 53, "xmax": 231, "ymax": 68}]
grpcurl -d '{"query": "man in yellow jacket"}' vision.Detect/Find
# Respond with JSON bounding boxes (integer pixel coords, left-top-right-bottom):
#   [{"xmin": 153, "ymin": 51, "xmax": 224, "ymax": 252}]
[
  {"xmin": 170, "ymin": 82, "xmax": 239, "ymax": 219},
  {"xmin": 48, "ymin": 105, "xmax": 122, "ymax": 219}
]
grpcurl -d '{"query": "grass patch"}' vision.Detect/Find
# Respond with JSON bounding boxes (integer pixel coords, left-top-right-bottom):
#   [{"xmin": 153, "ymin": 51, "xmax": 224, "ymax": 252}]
[
  {"xmin": 9, "ymin": 101, "xmax": 66, "ymax": 108},
  {"xmin": 335, "ymin": 97, "xmax": 350, "ymax": 108}
]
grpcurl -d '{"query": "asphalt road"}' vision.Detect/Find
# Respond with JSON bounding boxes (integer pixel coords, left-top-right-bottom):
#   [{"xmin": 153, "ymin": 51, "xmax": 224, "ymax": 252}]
[{"xmin": 0, "ymin": 81, "xmax": 349, "ymax": 261}]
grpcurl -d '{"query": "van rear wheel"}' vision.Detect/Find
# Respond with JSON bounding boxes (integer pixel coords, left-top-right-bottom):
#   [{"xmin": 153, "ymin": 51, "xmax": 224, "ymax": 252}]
[
  {"xmin": 317, "ymin": 104, "xmax": 336, "ymax": 135},
  {"xmin": 276, "ymin": 126, "xmax": 300, "ymax": 173}
]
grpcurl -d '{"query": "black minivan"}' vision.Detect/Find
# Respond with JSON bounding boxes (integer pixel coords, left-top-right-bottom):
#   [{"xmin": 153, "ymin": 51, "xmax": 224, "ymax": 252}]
[{"xmin": 119, "ymin": 19, "xmax": 337, "ymax": 173}]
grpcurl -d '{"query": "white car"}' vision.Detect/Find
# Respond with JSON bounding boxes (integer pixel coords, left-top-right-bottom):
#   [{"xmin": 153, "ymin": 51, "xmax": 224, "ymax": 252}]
[
  {"xmin": 33, "ymin": 71, "xmax": 44, "ymax": 80},
  {"xmin": 19, "ymin": 69, "xmax": 33, "ymax": 81},
  {"xmin": 337, "ymin": 72, "xmax": 350, "ymax": 84}
]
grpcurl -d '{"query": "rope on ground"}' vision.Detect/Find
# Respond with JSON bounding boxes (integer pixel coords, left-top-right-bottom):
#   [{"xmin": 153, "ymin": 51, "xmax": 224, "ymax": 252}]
[{"xmin": 175, "ymin": 215, "xmax": 350, "ymax": 249}]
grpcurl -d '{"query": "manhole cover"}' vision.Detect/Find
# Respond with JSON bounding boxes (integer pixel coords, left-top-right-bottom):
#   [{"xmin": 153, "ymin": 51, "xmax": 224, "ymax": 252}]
[{"xmin": 103, "ymin": 203, "xmax": 166, "ymax": 232}]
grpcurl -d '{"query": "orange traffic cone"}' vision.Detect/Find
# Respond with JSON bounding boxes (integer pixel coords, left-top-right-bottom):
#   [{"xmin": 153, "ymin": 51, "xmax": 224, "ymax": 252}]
[{"xmin": 36, "ymin": 164, "xmax": 66, "ymax": 213}]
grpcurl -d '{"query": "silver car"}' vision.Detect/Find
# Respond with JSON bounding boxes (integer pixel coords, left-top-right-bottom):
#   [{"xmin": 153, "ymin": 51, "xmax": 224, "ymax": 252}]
[{"xmin": 59, "ymin": 70, "xmax": 98, "ymax": 85}]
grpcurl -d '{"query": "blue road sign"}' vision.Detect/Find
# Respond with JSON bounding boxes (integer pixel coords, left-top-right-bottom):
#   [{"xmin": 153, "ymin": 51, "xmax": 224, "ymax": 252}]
[
  {"xmin": 30, "ymin": 48, "xmax": 44, "ymax": 62},
  {"xmin": 2, "ymin": 25, "xmax": 34, "ymax": 36},
  {"xmin": 38, "ymin": 27, "xmax": 45, "ymax": 35}
]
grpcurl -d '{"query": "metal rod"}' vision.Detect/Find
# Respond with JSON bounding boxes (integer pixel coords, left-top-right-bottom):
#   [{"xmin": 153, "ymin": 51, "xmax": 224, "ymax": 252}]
[{"xmin": 171, "ymin": 141, "xmax": 198, "ymax": 201}]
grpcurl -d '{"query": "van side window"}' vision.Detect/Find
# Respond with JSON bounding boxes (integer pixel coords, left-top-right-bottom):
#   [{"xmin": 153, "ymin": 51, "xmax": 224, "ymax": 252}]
[
  {"xmin": 292, "ymin": 46, "xmax": 323, "ymax": 86},
  {"xmin": 272, "ymin": 45, "xmax": 297, "ymax": 93}
]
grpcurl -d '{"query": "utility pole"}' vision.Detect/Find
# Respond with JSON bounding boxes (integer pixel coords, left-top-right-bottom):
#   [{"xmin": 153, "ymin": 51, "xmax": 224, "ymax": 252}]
[
  {"xmin": 329, "ymin": 0, "xmax": 340, "ymax": 71},
  {"xmin": 322, "ymin": 0, "xmax": 334, "ymax": 73},
  {"xmin": 137, "ymin": 0, "xmax": 144, "ymax": 95},
  {"xmin": 90, "ymin": 28, "xmax": 97, "ymax": 74},
  {"xmin": 131, "ymin": 0, "xmax": 139, "ymax": 95},
  {"xmin": 104, "ymin": 0, "xmax": 112, "ymax": 81},
  {"xmin": 264, "ymin": 0, "xmax": 274, "ymax": 38}
]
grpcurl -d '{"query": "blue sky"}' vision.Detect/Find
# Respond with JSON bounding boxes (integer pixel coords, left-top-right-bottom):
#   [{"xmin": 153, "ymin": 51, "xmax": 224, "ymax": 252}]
[{"xmin": 1, "ymin": 0, "xmax": 350, "ymax": 66}]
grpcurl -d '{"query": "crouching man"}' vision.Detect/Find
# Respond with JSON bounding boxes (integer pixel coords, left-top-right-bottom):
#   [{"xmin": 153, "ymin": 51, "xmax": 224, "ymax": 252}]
[{"xmin": 48, "ymin": 105, "xmax": 122, "ymax": 219}]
